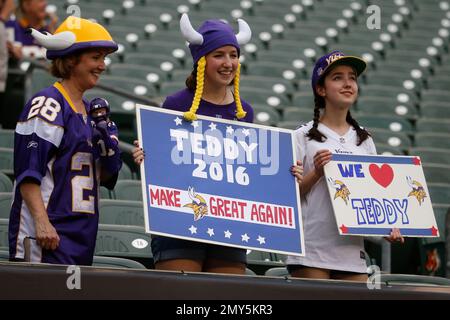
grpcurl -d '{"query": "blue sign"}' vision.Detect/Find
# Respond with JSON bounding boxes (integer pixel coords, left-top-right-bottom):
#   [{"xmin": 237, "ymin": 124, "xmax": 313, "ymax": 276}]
[{"xmin": 136, "ymin": 105, "xmax": 304, "ymax": 256}]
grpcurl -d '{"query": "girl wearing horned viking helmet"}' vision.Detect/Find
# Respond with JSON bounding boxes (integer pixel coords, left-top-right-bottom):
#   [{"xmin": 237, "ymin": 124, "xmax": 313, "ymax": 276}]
[
  {"xmin": 9, "ymin": 16, "xmax": 122, "ymax": 265},
  {"xmin": 133, "ymin": 14, "xmax": 255, "ymax": 274}
]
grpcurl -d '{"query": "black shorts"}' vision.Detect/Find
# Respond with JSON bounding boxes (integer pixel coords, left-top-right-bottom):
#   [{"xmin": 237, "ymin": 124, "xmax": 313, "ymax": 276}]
[{"xmin": 151, "ymin": 235, "xmax": 247, "ymax": 264}]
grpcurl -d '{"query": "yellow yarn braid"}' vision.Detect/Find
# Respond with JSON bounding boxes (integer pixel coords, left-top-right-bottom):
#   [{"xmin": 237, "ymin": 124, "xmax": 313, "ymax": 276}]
[
  {"xmin": 184, "ymin": 56, "xmax": 206, "ymax": 121},
  {"xmin": 234, "ymin": 63, "xmax": 247, "ymax": 119}
]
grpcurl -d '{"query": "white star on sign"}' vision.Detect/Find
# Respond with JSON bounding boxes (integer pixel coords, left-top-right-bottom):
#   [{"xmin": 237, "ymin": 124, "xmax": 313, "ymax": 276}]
[
  {"xmin": 224, "ymin": 230, "xmax": 232, "ymax": 239},
  {"xmin": 242, "ymin": 128, "xmax": 250, "ymax": 136},
  {"xmin": 207, "ymin": 228, "xmax": 215, "ymax": 237},
  {"xmin": 257, "ymin": 236, "xmax": 266, "ymax": 245},
  {"xmin": 191, "ymin": 120, "xmax": 199, "ymax": 128},
  {"xmin": 241, "ymin": 233, "xmax": 250, "ymax": 242},
  {"xmin": 226, "ymin": 126, "xmax": 234, "ymax": 134},
  {"xmin": 174, "ymin": 117, "xmax": 182, "ymax": 126},
  {"xmin": 189, "ymin": 225, "xmax": 197, "ymax": 234},
  {"xmin": 208, "ymin": 122, "xmax": 217, "ymax": 131}
]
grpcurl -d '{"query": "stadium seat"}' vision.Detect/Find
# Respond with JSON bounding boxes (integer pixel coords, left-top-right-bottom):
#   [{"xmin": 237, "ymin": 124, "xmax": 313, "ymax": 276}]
[
  {"xmin": 379, "ymin": 273, "xmax": 450, "ymax": 286},
  {"xmin": 95, "ymin": 224, "xmax": 152, "ymax": 259},
  {"xmin": 422, "ymin": 164, "xmax": 450, "ymax": 184},
  {"xmin": 357, "ymin": 114, "xmax": 414, "ymax": 134},
  {"xmin": 0, "ymin": 193, "xmax": 12, "ymax": 219},
  {"xmin": 282, "ymin": 107, "xmax": 314, "ymax": 123},
  {"xmin": 428, "ymin": 184, "xmax": 450, "ymax": 206},
  {"xmin": 100, "ymin": 187, "xmax": 112, "ymax": 199},
  {"xmin": 419, "ymin": 104, "xmax": 450, "ymax": 121},
  {"xmin": 114, "ymin": 180, "xmax": 143, "ymax": 201},
  {"xmin": 369, "ymin": 129, "xmax": 412, "ymax": 151},
  {"xmin": 0, "ymin": 218, "xmax": 8, "ymax": 251},
  {"xmin": 0, "ymin": 148, "xmax": 13, "ymax": 176},
  {"xmin": 416, "ymin": 119, "xmax": 450, "ymax": 135},
  {"xmin": 414, "ymin": 133, "xmax": 450, "ymax": 149},
  {"xmin": 92, "ymin": 255, "xmax": 147, "ymax": 269},
  {"xmin": 252, "ymin": 105, "xmax": 281, "ymax": 126},
  {"xmin": 98, "ymin": 76, "xmax": 157, "ymax": 98},
  {"xmin": 0, "ymin": 172, "xmax": 12, "ymax": 193},
  {"xmin": 264, "ymin": 267, "xmax": 289, "ymax": 277},
  {"xmin": 0, "ymin": 129, "xmax": 14, "ymax": 148},
  {"xmin": 99, "ymin": 199, "xmax": 144, "ymax": 226},
  {"xmin": 118, "ymin": 162, "xmax": 133, "ymax": 180},
  {"xmin": 356, "ymin": 97, "xmax": 418, "ymax": 119},
  {"xmin": 409, "ymin": 147, "xmax": 450, "ymax": 166},
  {"xmin": 0, "ymin": 250, "xmax": 8, "ymax": 261},
  {"xmin": 245, "ymin": 267, "xmax": 257, "ymax": 276}
]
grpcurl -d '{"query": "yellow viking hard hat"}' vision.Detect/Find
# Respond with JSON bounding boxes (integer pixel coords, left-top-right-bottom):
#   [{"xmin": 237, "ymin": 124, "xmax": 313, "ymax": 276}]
[{"xmin": 29, "ymin": 16, "xmax": 118, "ymax": 59}]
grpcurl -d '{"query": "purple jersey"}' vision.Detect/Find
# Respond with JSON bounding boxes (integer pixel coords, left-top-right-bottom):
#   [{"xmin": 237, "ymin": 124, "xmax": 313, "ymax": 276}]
[
  {"xmin": 162, "ymin": 88, "xmax": 254, "ymax": 123},
  {"xmin": 9, "ymin": 82, "xmax": 101, "ymax": 265},
  {"xmin": 5, "ymin": 18, "xmax": 48, "ymax": 46}
]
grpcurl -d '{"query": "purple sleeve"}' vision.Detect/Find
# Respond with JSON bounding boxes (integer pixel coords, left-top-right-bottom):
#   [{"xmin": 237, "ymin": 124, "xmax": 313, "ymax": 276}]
[
  {"xmin": 242, "ymin": 100, "xmax": 254, "ymax": 123},
  {"xmin": 14, "ymin": 90, "xmax": 65, "ymax": 186}
]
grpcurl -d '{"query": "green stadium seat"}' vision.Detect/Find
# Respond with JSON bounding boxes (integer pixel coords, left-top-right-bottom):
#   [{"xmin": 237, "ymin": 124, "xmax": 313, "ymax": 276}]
[
  {"xmin": 357, "ymin": 114, "xmax": 414, "ymax": 134},
  {"xmin": 98, "ymin": 76, "xmax": 157, "ymax": 98},
  {"xmin": 356, "ymin": 97, "xmax": 418, "ymax": 119},
  {"xmin": 99, "ymin": 199, "xmax": 144, "ymax": 226},
  {"xmin": 409, "ymin": 147, "xmax": 450, "ymax": 166},
  {"xmin": 0, "ymin": 129, "xmax": 14, "ymax": 148},
  {"xmin": 0, "ymin": 148, "xmax": 13, "ymax": 176},
  {"xmin": 92, "ymin": 255, "xmax": 147, "ymax": 269},
  {"xmin": 416, "ymin": 119, "xmax": 450, "ymax": 135},
  {"xmin": 0, "ymin": 250, "xmax": 8, "ymax": 261},
  {"xmin": 253, "ymin": 105, "xmax": 281, "ymax": 126},
  {"xmin": 100, "ymin": 187, "xmax": 112, "ymax": 199},
  {"xmin": 427, "ymin": 76, "xmax": 450, "ymax": 91},
  {"xmin": 282, "ymin": 107, "xmax": 314, "ymax": 123},
  {"xmin": 369, "ymin": 129, "xmax": 412, "ymax": 151},
  {"xmin": 118, "ymin": 162, "xmax": 133, "ymax": 180},
  {"xmin": 245, "ymin": 267, "xmax": 257, "ymax": 276},
  {"xmin": 108, "ymin": 63, "xmax": 165, "ymax": 86},
  {"xmin": 0, "ymin": 172, "xmax": 12, "ymax": 193},
  {"xmin": 428, "ymin": 184, "xmax": 450, "ymax": 206},
  {"xmin": 414, "ymin": 133, "xmax": 450, "ymax": 149},
  {"xmin": 422, "ymin": 164, "xmax": 450, "ymax": 184},
  {"xmin": 95, "ymin": 224, "xmax": 152, "ymax": 260},
  {"xmin": 240, "ymin": 88, "xmax": 290, "ymax": 110},
  {"xmin": 376, "ymin": 144, "xmax": 404, "ymax": 155},
  {"xmin": 0, "ymin": 193, "xmax": 12, "ymax": 219},
  {"xmin": 246, "ymin": 249, "xmax": 284, "ymax": 274},
  {"xmin": 379, "ymin": 274, "xmax": 450, "ymax": 286},
  {"xmin": 124, "ymin": 53, "xmax": 182, "ymax": 69},
  {"xmin": 277, "ymin": 121, "xmax": 302, "ymax": 130},
  {"xmin": 420, "ymin": 105, "xmax": 450, "ymax": 121},
  {"xmin": 292, "ymin": 92, "xmax": 314, "ymax": 109},
  {"xmin": 30, "ymin": 68, "xmax": 54, "ymax": 94},
  {"xmin": 264, "ymin": 266, "xmax": 289, "ymax": 277},
  {"xmin": 421, "ymin": 90, "xmax": 450, "ymax": 104},
  {"xmin": 0, "ymin": 218, "xmax": 8, "ymax": 251},
  {"xmin": 114, "ymin": 180, "xmax": 142, "ymax": 201}
]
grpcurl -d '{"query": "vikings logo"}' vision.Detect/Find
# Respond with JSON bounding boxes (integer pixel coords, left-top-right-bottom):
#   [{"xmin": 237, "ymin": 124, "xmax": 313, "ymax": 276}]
[
  {"xmin": 406, "ymin": 176, "xmax": 427, "ymax": 205},
  {"xmin": 328, "ymin": 177, "xmax": 351, "ymax": 205},
  {"xmin": 184, "ymin": 187, "xmax": 208, "ymax": 221}
]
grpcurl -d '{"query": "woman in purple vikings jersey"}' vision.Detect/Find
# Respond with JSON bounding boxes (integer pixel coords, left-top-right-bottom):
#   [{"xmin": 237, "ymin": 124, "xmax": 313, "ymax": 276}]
[
  {"xmin": 132, "ymin": 14, "xmax": 255, "ymax": 274},
  {"xmin": 8, "ymin": 16, "xmax": 121, "ymax": 265}
]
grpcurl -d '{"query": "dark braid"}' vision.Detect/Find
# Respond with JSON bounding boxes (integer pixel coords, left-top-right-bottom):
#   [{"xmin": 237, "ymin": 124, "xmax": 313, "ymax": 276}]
[
  {"xmin": 306, "ymin": 95, "xmax": 327, "ymax": 142},
  {"xmin": 346, "ymin": 110, "xmax": 371, "ymax": 146}
]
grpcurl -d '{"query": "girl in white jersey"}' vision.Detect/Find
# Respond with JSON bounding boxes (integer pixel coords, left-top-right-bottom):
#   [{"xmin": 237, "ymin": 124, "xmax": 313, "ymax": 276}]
[{"xmin": 286, "ymin": 51, "xmax": 403, "ymax": 281}]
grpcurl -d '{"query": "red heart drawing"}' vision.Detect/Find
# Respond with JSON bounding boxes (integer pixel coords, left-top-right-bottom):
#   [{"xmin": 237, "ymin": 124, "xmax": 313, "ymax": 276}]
[{"xmin": 369, "ymin": 164, "xmax": 394, "ymax": 188}]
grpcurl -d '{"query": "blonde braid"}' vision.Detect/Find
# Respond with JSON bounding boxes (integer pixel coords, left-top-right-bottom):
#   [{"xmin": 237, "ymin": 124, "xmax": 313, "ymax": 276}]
[
  {"xmin": 184, "ymin": 56, "xmax": 206, "ymax": 121},
  {"xmin": 234, "ymin": 62, "xmax": 246, "ymax": 119}
]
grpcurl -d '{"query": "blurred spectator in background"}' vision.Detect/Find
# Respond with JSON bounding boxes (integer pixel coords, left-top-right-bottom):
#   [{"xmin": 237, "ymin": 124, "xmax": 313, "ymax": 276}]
[
  {"xmin": 6, "ymin": 0, "xmax": 58, "ymax": 60},
  {"xmin": 0, "ymin": 0, "xmax": 15, "ymax": 91}
]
